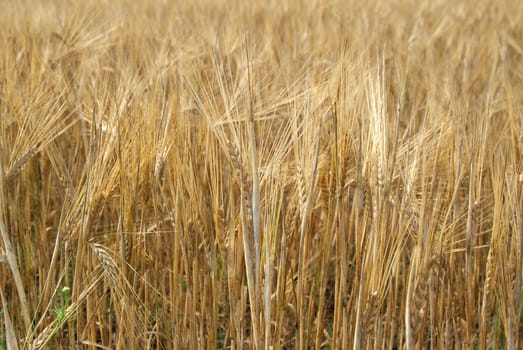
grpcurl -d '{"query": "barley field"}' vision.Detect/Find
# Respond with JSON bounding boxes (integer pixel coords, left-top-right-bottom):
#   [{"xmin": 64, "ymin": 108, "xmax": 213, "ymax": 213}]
[{"xmin": 1, "ymin": 0, "xmax": 522, "ymax": 349}]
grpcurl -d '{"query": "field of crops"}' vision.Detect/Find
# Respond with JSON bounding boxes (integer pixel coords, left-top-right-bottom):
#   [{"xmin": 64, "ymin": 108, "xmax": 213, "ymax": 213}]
[{"xmin": 1, "ymin": 0, "xmax": 522, "ymax": 348}]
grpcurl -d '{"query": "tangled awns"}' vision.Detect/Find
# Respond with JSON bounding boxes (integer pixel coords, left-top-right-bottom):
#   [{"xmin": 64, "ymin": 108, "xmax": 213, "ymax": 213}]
[{"xmin": 0, "ymin": 0, "xmax": 522, "ymax": 348}]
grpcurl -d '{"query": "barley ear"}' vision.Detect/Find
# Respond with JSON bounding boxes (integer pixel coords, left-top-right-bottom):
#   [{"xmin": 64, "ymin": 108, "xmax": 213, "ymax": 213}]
[{"xmin": 5, "ymin": 145, "xmax": 39, "ymax": 182}]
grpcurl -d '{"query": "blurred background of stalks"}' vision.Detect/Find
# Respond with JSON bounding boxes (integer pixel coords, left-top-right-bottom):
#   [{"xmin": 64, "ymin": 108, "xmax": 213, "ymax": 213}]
[{"xmin": 0, "ymin": 0, "xmax": 522, "ymax": 348}]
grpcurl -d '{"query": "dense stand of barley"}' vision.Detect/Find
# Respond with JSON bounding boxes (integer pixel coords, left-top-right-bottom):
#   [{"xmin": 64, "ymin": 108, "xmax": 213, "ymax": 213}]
[{"xmin": 1, "ymin": 0, "xmax": 522, "ymax": 348}]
